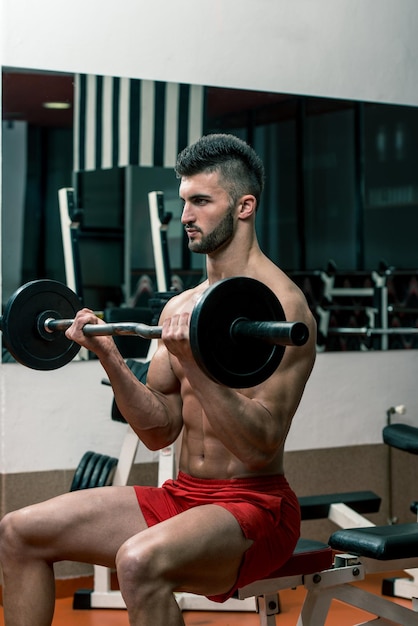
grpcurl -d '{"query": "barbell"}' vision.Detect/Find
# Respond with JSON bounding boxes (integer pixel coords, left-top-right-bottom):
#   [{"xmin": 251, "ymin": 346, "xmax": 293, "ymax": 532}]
[{"xmin": 0, "ymin": 277, "xmax": 309, "ymax": 388}]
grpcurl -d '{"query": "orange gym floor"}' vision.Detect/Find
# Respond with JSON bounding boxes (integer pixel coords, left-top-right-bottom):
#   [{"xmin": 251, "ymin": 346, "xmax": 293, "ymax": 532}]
[{"xmin": 0, "ymin": 571, "xmax": 413, "ymax": 625}]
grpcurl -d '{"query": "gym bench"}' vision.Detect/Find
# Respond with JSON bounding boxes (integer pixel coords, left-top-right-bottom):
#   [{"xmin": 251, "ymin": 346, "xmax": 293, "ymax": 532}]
[
  {"xmin": 74, "ymin": 486, "xmax": 385, "ymax": 615},
  {"xmin": 239, "ymin": 523, "xmax": 418, "ymax": 625}
]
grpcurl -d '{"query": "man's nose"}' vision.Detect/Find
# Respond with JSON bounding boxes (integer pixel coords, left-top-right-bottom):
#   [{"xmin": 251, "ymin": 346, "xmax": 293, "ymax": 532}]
[{"xmin": 181, "ymin": 203, "xmax": 195, "ymax": 224}]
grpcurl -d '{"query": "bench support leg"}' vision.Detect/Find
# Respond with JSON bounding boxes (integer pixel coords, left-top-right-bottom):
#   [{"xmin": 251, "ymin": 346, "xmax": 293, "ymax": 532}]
[
  {"xmin": 297, "ymin": 587, "xmax": 333, "ymax": 625},
  {"xmin": 255, "ymin": 593, "xmax": 281, "ymax": 626},
  {"xmin": 333, "ymin": 584, "xmax": 418, "ymax": 625},
  {"xmin": 297, "ymin": 583, "xmax": 418, "ymax": 626}
]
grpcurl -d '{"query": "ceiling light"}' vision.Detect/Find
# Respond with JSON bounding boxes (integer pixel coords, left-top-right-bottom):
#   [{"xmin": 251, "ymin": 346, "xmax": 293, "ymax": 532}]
[{"xmin": 42, "ymin": 101, "xmax": 71, "ymax": 110}]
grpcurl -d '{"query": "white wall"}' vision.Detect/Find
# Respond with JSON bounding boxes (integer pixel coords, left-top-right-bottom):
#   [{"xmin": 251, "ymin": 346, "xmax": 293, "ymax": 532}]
[
  {"xmin": 2, "ymin": 0, "xmax": 418, "ymax": 106},
  {"xmin": 1, "ymin": 349, "xmax": 417, "ymax": 474},
  {"xmin": 1, "ymin": 0, "xmax": 418, "ymax": 475},
  {"xmin": 286, "ymin": 350, "xmax": 418, "ymax": 451},
  {"xmin": 0, "ymin": 358, "xmax": 158, "ymax": 474}
]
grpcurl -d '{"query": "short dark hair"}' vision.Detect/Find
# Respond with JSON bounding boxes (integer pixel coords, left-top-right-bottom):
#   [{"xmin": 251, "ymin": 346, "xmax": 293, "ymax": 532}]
[{"xmin": 175, "ymin": 133, "xmax": 265, "ymax": 206}]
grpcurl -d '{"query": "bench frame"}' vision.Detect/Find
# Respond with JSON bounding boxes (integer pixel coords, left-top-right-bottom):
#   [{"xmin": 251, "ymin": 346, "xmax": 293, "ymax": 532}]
[{"xmin": 239, "ymin": 552, "xmax": 418, "ymax": 626}]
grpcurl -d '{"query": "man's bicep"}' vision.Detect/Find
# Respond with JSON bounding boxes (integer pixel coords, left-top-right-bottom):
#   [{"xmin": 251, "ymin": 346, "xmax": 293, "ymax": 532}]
[{"xmin": 146, "ymin": 342, "xmax": 180, "ymax": 394}]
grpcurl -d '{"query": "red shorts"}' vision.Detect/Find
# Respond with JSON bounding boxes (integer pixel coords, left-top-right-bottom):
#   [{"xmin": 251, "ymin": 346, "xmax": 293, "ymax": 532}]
[{"xmin": 133, "ymin": 471, "xmax": 300, "ymax": 603}]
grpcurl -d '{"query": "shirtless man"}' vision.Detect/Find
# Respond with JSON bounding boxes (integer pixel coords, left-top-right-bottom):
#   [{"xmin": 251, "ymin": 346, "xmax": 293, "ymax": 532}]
[{"xmin": 0, "ymin": 133, "xmax": 316, "ymax": 626}]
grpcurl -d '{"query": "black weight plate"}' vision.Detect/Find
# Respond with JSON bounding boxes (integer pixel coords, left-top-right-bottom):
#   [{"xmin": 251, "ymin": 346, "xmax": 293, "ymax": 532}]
[
  {"xmin": 70, "ymin": 450, "xmax": 95, "ymax": 491},
  {"xmin": 87, "ymin": 453, "xmax": 110, "ymax": 488},
  {"xmin": 78, "ymin": 452, "xmax": 102, "ymax": 490},
  {"xmin": 190, "ymin": 277, "xmax": 286, "ymax": 388},
  {"xmin": 2, "ymin": 279, "xmax": 82, "ymax": 370},
  {"xmin": 96, "ymin": 456, "xmax": 118, "ymax": 487}
]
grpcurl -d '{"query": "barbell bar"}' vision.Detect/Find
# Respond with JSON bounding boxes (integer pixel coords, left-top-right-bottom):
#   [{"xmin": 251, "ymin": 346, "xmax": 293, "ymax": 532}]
[
  {"xmin": 43, "ymin": 317, "xmax": 307, "ymax": 345},
  {"xmin": 0, "ymin": 276, "xmax": 309, "ymax": 387},
  {"xmin": 42, "ymin": 318, "xmax": 163, "ymax": 339}
]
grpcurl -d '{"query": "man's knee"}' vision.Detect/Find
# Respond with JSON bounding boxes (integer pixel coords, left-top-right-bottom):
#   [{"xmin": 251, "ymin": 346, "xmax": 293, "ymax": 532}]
[
  {"xmin": 116, "ymin": 534, "xmax": 170, "ymax": 596},
  {"xmin": 0, "ymin": 509, "xmax": 28, "ymax": 562}
]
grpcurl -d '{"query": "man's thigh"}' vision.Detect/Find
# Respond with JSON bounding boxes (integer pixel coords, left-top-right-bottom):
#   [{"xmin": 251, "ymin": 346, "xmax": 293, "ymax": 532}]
[
  {"xmin": 15, "ymin": 485, "xmax": 146, "ymax": 568},
  {"xmin": 125, "ymin": 503, "xmax": 252, "ymax": 598}
]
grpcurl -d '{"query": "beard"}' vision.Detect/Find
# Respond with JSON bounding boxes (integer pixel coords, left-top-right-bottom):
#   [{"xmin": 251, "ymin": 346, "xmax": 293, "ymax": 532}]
[{"xmin": 187, "ymin": 205, "xmax": 235, "ymax": 255}]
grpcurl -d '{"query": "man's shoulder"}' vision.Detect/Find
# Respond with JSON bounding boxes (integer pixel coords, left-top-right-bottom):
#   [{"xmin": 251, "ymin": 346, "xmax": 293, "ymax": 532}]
[
  {"xmin": 270, "ymin": 271, "xmax": 314, "ymax": 323},
  {"xmin": 161, "ymin": 281, "xmax": 209, "ymax": 317}
]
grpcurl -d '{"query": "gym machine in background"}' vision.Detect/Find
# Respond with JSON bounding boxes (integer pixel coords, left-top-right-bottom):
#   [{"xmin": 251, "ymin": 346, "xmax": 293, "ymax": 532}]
[
  {"xmin": 291, "ymin": 261, "xmax": 418, "ymax": 353},
  {"xmin": 58, "ymin": 188, "xmax": 82, "ymax": 298},
  {"xmin": 148, "ymin": 190, "xmax": 172, "ymax": 294}
]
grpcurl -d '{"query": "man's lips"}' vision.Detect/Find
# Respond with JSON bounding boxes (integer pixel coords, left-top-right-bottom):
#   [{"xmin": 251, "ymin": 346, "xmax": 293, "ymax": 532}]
[{"xmin": 185, "ymin": 227, "xmax": 200, "ymax": 237}]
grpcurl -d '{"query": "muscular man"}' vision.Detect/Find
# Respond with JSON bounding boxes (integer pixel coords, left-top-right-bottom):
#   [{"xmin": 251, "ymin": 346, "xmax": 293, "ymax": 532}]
[{"xmin": 0, "ymin": 134, "xmax": 316, "ymax": 626}]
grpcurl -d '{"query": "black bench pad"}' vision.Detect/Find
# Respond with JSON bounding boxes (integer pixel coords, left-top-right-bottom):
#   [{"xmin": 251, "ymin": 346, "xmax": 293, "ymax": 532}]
[
  {"xmin": 383, "ymin": 423, "xmax": 418, "ymax": 455},
  {"xmin": 329, "ymin": 523, "xmax": 418, "ymax": 560},
  {"xmin": 298, "ymin": 491, "xmax": 381, "ymax": 520},
  {"xmin": 235, "ymin": 538, "xmax": 332, "ymax": 597},
  {"xmin": 265, "ymin": 538, "xmax": 333, "ymax": 578}
]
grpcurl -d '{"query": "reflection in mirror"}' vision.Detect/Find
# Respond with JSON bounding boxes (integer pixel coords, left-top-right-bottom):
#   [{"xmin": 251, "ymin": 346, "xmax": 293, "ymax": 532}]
[{"xmin": 2, "ymin": 68, "xmax": 418, "ymax": 362}]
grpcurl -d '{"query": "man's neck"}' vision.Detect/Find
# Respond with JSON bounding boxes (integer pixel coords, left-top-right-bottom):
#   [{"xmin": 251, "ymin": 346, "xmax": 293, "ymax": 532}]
[{"xmin": 205, "ymin": 240, "xmax": 263, "ymax": 284}]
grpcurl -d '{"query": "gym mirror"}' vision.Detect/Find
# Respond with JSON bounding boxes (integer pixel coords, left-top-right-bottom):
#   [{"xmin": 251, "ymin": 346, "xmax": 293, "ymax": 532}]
[{"xmin": 2, "ymin": 67, "xmax": 418, "ymax": 360}]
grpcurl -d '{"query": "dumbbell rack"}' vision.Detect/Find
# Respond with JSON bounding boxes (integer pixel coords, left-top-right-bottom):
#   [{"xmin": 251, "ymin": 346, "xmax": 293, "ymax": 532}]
[
  {"xmin": 292, "ymin": 263, "xmax": 418, "ymax": 353},
  {"xmin": 316, "ymin": 268, "xmax": 389, "ymax": 350}
]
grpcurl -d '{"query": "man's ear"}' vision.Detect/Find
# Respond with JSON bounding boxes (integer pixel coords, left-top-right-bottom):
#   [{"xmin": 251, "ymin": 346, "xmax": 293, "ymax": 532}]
[{"xmin": 238, "ymin": 195, "xmax": 257, "ymax": 219}]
